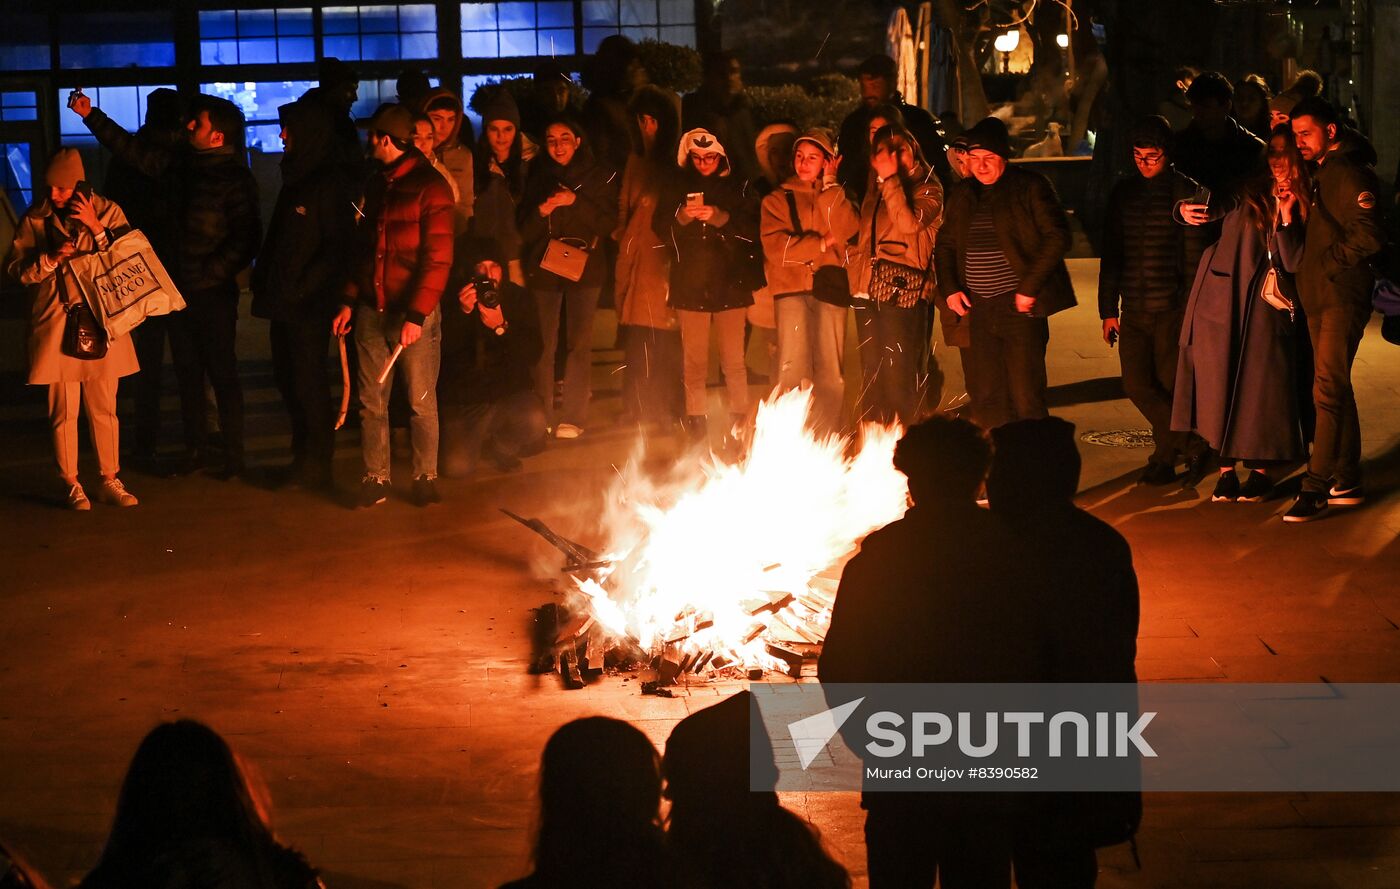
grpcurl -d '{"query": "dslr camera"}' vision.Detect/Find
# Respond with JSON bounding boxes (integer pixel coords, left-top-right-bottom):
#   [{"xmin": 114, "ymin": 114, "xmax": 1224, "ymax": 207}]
[{"xmin": 472, "ymin": 276, "xmax": 501, "ymax": 310}]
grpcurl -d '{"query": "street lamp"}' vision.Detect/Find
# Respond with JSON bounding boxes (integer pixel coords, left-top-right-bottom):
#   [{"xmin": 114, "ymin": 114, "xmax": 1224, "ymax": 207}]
[{"xmin": 994, "ymin": 29, "xmax": 1020, "ymax": 74}]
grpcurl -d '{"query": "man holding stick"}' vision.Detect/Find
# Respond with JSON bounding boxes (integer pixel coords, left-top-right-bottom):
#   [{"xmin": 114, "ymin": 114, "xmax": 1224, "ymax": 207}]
[{"xmin": 332, "ymin": 103, "xmax": 455, "ymax": 507}]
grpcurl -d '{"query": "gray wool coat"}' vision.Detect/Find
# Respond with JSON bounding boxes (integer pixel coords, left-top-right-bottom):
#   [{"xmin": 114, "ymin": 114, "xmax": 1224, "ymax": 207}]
[{"xmin": 1170, "ymin": 202, "xmax": 1307, "ymax": 462}]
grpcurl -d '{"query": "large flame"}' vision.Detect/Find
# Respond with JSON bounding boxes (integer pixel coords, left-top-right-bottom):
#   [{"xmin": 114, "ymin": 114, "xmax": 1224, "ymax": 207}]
[{"xmin": 576, "ymin": 388, "xmax": 910, "ymax": 670}]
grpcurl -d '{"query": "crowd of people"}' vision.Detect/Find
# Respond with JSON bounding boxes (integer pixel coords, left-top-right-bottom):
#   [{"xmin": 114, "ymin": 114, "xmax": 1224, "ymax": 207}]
[{"xmin": 4, "ymin": 43, "xmax": 1388, "ymax": 523}]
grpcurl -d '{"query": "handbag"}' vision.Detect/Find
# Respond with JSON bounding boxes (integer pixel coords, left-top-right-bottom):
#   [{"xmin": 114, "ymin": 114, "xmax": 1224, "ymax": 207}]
[
  {"xmin": 1259, "ymin": 227, "xmax": 1292, "ymax": 316},
  {"xmin": 865, "ymin": 189, "xmax": 930, "ymax": 309},
  {"xmin": 540, "ymin": 237, "xmax": 590, "ymax": 282},
  {"xmin": 61, "ymin": 299, "xmax": 109, "ymax": 360},
  {"xmin": 67, "ymin": 229, "xmax": 185, "ymax": 339},
  {"xmin": 784, "ymin": 190, "xmax": 851, "ymax": 307},
  {"xmin": 868, "ymin": 258, "xmax": 930, "ymax": 308}
]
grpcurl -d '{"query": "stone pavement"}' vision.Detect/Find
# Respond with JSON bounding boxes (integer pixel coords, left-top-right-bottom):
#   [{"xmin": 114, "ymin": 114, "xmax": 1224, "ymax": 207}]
[{"xmin": 1, "ymin": 259, "xmax": 1398, "ymax": 889}]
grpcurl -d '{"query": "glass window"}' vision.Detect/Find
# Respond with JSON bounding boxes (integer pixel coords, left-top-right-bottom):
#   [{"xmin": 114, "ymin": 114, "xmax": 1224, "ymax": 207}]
[
  {"xmin": 0, "ymin": 14, "xmax": 50, "ymax": 70},
  {"xmin": 60, "ymin": 11, "xmax": 176, "ymax": 69},
  {"xmin": 199, "ymin": 8, "xmax": 315, "ymax": 65},
  {"xmin": 579, "ymin": 0, "xmax": 695, "ymax": 49},
  {"xmin": 460, "ymin": 74, "xmax": 498, "ymax": 137},
  {"xmin": 0, "ymin": 91, "xmax": 39, "ymax": 123},
  {"xmin": 56, "ymin": 85, "xmax": 178, "ymax": 146},
  {"xmin": 2, "ymin": 142, "xmax": 33, "ymax": 212},
  {"xmin": 321, "ymin": 5, "xmax": 438, "ymax": 60},
  {"xmin": 461, "ymin": 2, "xmax": 576, "ymax": 59}
]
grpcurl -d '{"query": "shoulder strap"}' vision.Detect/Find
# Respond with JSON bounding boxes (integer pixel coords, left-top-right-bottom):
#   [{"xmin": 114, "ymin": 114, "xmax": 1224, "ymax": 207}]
[{"xmin": 784, "ymin": 189, "xmax": 803, "ymax": 235}]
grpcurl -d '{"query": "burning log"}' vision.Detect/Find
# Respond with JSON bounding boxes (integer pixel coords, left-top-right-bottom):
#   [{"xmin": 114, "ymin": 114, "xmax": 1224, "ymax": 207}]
[{"xmin": 559, "ymin": 645, "xmax": 584, "ymax": 689}]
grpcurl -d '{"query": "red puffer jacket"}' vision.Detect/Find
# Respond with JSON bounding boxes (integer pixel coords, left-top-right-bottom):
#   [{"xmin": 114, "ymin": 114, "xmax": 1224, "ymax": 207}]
[{"xmin": 345, "ymin": 151, "xmax": 455, "ymax": 323}]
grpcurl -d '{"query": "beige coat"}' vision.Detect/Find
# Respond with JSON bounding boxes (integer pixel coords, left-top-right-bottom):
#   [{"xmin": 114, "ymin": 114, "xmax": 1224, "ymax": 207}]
[
  {"xmin": 848, "ymin": 162, "xmax": 944, "ymax": 298},
  {"xmin": 759, "ymin": 176, "xmax": 859, "ymax": 298},
  {"xmin": 614, "ymin": 154, "xmax": 678, "ymax": 331},
  {"xmin": 8, "ymin": 196, "xmax": 139, "ymax": 384}
]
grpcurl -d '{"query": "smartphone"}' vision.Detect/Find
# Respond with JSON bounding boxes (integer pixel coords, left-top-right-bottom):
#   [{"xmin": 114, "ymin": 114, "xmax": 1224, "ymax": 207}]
[
  {"xmin": 66, "ymin": 87, "xmax": 85, "ymax": 110},
  {"xmin": 74, "ymin": 180, "xmax": 93, "ymax": 200},
  {"xmin": 1191, "ymin": 184, "xmax": 1211, "ymax": 207},
  {"xmin": 686, "ymin": 192, "xmax": 704, "ymax": 209},
  {"xmin": 1107, "ymin": 327, "xmax": 1118, "ymax": 348}
]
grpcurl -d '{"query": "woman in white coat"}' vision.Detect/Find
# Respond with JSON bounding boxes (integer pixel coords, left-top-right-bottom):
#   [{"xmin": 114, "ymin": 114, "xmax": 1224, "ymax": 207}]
[{"xmin": 8, "ymin": 148, "xmax": 140, "ymax": 509}]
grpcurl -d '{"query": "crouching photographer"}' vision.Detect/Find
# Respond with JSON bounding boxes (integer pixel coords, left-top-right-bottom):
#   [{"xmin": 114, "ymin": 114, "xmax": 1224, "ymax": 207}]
[{"xmin": 439, "ymin": 239, "xmax": 548, "ymax": 475}]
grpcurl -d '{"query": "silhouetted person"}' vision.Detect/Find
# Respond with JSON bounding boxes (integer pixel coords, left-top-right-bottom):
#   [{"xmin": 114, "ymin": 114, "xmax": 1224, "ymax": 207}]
[
  {"xmin": 102, "ymin": 88, "xmax": 186, "ymax": 472},
  {"xmin": 665, "ymin": 691, "xmax": 849, "ymax": 889},
  {"xmin": 1170, "ymin": 72, "xmax": 1264, "ymax": 207},
  {"xmin": 251, "ymin": 98, "xmax": 356, "ymax": 493},
  {"xmin": 821, "ymin": 416, "xmax": 1045, "ymax": 889},
  {"xmin": 77, "ymin": 721, "xmax": 321, "ymax": 889},
  {"xmin": 837, "ymin": 54, "xmax": 950, "ymax": 202},
  {"xmin": 302, "ymin": 57, "xmax": 363, "ymax": 177},
  {"xmin": 682, "ymin": 52, "xmax": 759, "ymax": 181},
  {"xmin": 521, "ymin": 62, "xmax": 580, "ymax": 144},
  {"xmin": 395, "ymin": 68, "xmax": 431, "ymax": 108},
  {"xmin": 500, "ymin": 717, "xmax": 668, "ymax": 889},
  {"xmin": 582, "ymin": 35, "xmax": 647, "ymax": 175},
  {"xmin": 985, "ymin": 418, "xmax": 1142, "ymax": 888}
]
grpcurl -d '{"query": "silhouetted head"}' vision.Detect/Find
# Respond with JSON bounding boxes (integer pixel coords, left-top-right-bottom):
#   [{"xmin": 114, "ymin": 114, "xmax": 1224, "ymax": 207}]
[
  {"xmin": 395, "ymin": 68, "xmax": 431, "ymax": 107},
  {"xmin": 665, "ymin": 692, "xmax": 778, "ymax": 825},
  {"xmin": 86, "ymin": 721, "xmax": 282, "ymax": 889},
  {"xmin": 987, "ymin": 417, "xmax": 1081, "ymax": 513},
  {"xmin": 893, "ymin": 416, "xmax": 990, "ymax": 506},
  {"xmin": 144, "ymin": 89, "xmax": 187, "ymax": 133},
  {"xmin": 533, "ymin": 717, "xmax": 664, "ymax": 880}
]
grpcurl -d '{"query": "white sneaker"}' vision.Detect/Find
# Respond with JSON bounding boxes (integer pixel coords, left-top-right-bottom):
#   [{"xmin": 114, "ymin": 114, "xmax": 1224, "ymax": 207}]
[
  {"xmin": 96, "ymin": 477, "xmax": 139, "ymax": 507},
  {"xmin": 66, "ymin": 483, "xmax": 91, "ymax": 511},
  {"xmin": 554, "ymin": 423, "xmax": 583, "ymax": 440}
]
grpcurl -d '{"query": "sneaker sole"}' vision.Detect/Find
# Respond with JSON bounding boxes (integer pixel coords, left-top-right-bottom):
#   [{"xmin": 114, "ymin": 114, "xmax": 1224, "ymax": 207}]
[
  {"xmin": 1328, "ymin": 495, "xmax": 1364, "ymax": 506},
  {"xmin": 1236, "ymin": 495, "xmax": 1267, "ymax": 503},
  {"xmin": 1210, "ymin": 494, "xmax": 1237, "ymax": 502},
  {"xmin": 1283, "ymin": 507, "xmax": 1329, "ymax": 523}
]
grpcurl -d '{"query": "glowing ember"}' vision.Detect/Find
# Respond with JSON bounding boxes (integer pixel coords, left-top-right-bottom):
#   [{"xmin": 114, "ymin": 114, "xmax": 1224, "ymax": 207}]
[{"xmin": 573, "ymin": 387, "xmax": 909, "ymax": 673}]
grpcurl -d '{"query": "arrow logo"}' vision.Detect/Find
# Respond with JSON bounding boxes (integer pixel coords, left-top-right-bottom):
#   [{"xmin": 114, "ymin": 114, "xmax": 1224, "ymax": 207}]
[{"xmin": 787, "ymin": 697, "xmax": 864, "ymax": 770}]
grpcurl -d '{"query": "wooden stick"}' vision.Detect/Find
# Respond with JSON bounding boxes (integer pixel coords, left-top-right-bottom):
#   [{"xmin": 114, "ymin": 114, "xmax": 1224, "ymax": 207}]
[
  {"xmin": 334, "ymin": 334, "xmax": 350, "ymax": 430},
  {"xmin": 376, "ymin": 343, "xmax": 404, "ymax": 385}
]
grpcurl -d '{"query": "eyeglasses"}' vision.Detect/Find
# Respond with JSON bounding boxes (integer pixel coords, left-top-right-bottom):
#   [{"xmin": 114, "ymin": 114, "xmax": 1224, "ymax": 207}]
[
  {"xmin": 1132, "ymin": 151, "xmax": 1166, "ymax": 166},
  {"xmin": 689, "ymin": 152, "xmax": 720, "ymax": 164}
]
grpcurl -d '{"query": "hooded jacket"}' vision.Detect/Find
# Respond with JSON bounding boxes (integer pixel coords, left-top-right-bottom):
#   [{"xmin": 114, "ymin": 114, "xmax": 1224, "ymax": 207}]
[
  {"xmin": 518, "ymin": 145, "xmax": 619, "ymax": 289},
  {"xmin": 343, "ymin": 150, "xmax": 455, "ymax": 324},
  {"xmin": 421, "ymin": 87, "xmax": 476, "ymax": 234},
  {"xmin": 759, "ymin": 175, "xmax": 858, "ymax": 298},
  {"xmin": 251, "ymin": 99, "xmax": 357, "ymax": 322},
  {"xmin": 653, "ymin": 157, "xmax": 759, "ymax": 313},
  {"xmin": 101, "ymin": 88, "xmax": 184, "ymax": 267},
  {"xmin": 1297, "ymin": 129, "xmax": 1384, "ymax": 313},
  {"xmin": 84, "ymin": 107, "xmax": 261, "ymax": 296}
]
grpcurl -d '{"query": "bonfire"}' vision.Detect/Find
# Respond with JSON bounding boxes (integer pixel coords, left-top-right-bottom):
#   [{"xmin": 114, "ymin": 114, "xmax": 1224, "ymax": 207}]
[{"xmin": 512, "ymin": 388, "xmax": 910, "ymax": 687}]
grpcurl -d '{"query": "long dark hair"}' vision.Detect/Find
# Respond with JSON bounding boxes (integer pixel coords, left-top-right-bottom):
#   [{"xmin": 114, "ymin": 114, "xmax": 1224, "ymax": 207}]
[
  {"xmin": 1241, "ymin": 124, "xmax": 1310, "ymax": 234},
  {"xmin": 530, "ymin": 717, "xmax": 666, "ymax": 884},
  {"xmin": 627, "ymin": 85, "xmax": 680, "ymax": 172},
  {"xmin": 80, "ymin": 721, "xmax": 306, "ymax": 889}
]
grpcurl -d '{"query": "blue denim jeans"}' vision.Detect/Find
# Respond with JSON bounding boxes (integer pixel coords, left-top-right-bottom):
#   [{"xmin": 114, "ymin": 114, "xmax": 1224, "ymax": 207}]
[
  {"xmin": 855, "ymin": 298, "xmax": 930, "ymax": 426},
  {"xmin": 354, "ymin": 305, "xmax": 440, "ymax": 481},
  {"xmin": 774, "ymin": 293, "xmax": 848, "ymax": 433}
]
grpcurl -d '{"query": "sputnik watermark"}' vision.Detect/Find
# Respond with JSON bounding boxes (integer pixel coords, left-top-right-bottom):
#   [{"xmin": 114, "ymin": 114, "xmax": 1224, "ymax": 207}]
[{"xmin": 787, "ymin": 699, "xmax": 1155, "ymax": 771}]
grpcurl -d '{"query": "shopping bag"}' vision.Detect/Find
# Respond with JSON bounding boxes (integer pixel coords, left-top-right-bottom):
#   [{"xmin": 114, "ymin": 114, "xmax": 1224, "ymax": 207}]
[{"xmin": 66, "ymin": 229, "xmax": 185, "ymax": 339}]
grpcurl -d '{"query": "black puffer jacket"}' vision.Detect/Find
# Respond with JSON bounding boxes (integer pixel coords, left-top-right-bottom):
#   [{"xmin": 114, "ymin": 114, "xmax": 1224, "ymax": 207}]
[
  {"xmin": 251, "ymin": 99, "xmax": 357, "ymax": 322},
  {"xmin": 1098, "ymin": 168, "xmax": 1209, "ymax": 318},
  {"xmin": 85, "ymin": 107, "xmax": 261, "ymax": 296},
  {"xmin": 517, "ymin": 147, "xmax": 619, "ymax": 289},
  {"xmin": 653, "ymin": 164, "xmax": 759, "ymax": 312}
]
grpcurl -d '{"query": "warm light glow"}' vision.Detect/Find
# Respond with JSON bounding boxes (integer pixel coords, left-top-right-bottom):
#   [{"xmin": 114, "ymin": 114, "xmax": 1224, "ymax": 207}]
[
  {"xmin": 1056, "ymin": 33, "xmax": 1070, "ymax": 48},
  {"xmin": 572, "ymin": 388, "xmax": 909, "ymax": 670},
  {"xmin": 994, "ymin": 30, "xmax": 1021, "ymax": 53}
]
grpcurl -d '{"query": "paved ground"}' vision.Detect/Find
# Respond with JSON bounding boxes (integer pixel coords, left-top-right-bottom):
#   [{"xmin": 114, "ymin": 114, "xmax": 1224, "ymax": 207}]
[{"xmin": 2, "ymin": 259, "xmax": 1399, "ymax": 889}]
